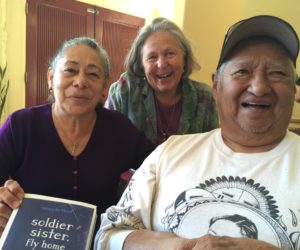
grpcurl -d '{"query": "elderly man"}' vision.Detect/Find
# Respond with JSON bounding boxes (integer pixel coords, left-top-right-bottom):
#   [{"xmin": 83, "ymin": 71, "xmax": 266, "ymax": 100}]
[{"xmin": 95, "ymin": 15, "xmax": 300, "ymax": 250}]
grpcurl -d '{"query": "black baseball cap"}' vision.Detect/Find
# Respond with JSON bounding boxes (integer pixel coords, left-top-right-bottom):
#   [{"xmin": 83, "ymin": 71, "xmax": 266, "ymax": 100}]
[{"xmin": 217, "ymin": 15, "xmax": 299, "ymax": 69}]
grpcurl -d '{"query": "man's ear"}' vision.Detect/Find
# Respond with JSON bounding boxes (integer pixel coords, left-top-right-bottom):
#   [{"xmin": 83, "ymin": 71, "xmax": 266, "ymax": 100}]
[
  {"xmin": 47, "ymin": 67, "xmax": 54, "ymax": 90},
  {"xmin": 211, "ymin": 72, "xmax": 219, "ymax": 102}
]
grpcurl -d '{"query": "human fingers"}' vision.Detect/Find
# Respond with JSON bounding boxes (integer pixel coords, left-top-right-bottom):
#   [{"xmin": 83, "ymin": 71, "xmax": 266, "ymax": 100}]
[
  {"xmin": 0, "ymin": 180, "xmax": 24, "ymax": 237},
  {"xmin": 0, "ymin": 202, "xmax": 13, "ymax": 237},
  {"xmin": 193, "ymin": 235, "xmax": 235, "ymax": 249},
  {"xmin": 194, "ymin": 235, "xmax": 280, "ymax": 250},
  {"xmin": 0, "ymin": 180, "xmax": 24, "ymax": 209}
]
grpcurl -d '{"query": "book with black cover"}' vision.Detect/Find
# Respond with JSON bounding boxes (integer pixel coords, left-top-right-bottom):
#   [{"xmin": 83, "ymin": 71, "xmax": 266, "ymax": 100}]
[{"xmin": 0, "ymin": 193, "xmax": 97, "ymax": 250}]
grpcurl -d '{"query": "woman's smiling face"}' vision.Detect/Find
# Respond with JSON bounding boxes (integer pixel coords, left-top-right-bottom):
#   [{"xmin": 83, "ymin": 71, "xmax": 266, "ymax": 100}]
[
  {"xmin": 141, "ymin": 30, "xmax": 185, "ymax": 97},
  {"xmin": 48, "ymin": 44, "xmax": 107, "ymax": 116}
]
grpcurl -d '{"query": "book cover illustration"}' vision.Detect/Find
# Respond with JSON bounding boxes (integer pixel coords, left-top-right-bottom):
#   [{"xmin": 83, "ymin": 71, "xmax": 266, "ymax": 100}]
[{"xmin": 0, "ymin": 194, "xmax": 97, "ymax": 250}]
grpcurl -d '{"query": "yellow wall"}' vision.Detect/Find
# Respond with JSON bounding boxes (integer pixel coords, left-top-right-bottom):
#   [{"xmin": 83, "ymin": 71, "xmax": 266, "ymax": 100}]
[
  {"xmin": 2, "ymin": 0, "xmax": 300, "ymax": 124},
  {"xmin": 79, "ymin": 0, "xmax": 185, "ymax": 25},
  {"xmin": 0, "ymin": 0, "xmax": 26, "ymax": 123}
]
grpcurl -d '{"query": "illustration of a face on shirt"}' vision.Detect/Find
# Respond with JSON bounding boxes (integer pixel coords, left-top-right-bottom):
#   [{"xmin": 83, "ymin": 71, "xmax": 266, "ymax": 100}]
[
  {"xmin": 207, "ymin": 214, "xmax": 257, "ymax": 239},
  {"xmin": 161, "ymin": 176, "xmax": 299, "ymax": 249}
]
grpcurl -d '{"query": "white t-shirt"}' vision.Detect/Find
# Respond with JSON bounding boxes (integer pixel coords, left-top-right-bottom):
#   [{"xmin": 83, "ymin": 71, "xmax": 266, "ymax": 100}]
[{"xmin": 95, "ymin": 129, "xmax": 300, "ymax": 250}]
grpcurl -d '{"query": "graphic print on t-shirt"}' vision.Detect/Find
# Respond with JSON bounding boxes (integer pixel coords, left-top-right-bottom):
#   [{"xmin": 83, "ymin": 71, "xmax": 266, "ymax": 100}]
[{"xmin": 161, "ymin": 176, "xmax": 299, "ymax": 249}]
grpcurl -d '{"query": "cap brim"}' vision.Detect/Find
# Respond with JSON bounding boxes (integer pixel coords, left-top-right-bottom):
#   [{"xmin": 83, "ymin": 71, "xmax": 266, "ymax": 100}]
[{"xmin": 218, "ymin": 15, "xmax": 299, "ymax": 68}]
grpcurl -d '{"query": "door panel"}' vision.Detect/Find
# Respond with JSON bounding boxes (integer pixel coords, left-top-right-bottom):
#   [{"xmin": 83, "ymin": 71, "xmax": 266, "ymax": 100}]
[{"xmin": 95, "ymin": 7, "xmax": 144, "ymax": 86}]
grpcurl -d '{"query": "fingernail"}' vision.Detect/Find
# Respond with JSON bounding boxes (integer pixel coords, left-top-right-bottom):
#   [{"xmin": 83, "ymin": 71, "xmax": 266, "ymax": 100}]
[
  {"xmin": 17, "ymin": 193, "xmax": 23, "ymax": 199},
  {"xmin": 13, "ymin": 200, "xmax": 21, "ymax": 208}
]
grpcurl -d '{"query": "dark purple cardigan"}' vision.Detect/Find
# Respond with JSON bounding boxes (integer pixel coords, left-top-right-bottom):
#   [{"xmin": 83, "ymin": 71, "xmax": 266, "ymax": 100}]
[{"xmin": 0, "ymin": 104, "xmax": 154, "ymax": 216}]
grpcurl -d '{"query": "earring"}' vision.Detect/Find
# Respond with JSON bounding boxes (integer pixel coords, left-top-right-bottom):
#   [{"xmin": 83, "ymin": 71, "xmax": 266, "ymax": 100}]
[{"xmin": 49, "ymin": 87, "xmax": 53, "ymax": 93}]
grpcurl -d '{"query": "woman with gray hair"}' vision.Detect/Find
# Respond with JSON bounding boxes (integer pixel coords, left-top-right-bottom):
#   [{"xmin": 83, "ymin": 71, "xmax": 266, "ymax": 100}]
[
  {"xmin": 0, "ymin": 37, "xmax": 154, "ymax": 246},
  {"xmin": 106, "ymin": 17, "xmax": 218, "ymax": 145}
]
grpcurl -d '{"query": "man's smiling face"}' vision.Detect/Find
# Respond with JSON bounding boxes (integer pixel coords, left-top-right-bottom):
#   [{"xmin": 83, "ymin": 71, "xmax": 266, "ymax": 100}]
[{"xmin": 213, "ymin": 38, "xmax": 296, "ymax": 150}]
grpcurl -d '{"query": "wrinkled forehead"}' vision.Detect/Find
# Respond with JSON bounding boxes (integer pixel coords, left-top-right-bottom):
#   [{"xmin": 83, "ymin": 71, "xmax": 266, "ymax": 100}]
[
  {"xmin": 57, "ymin": 45, "xmax": 103, "ymax": 67},
  {"xmin": 226, "ymin": 37, "xmax": 293, "ymax": 64}
]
